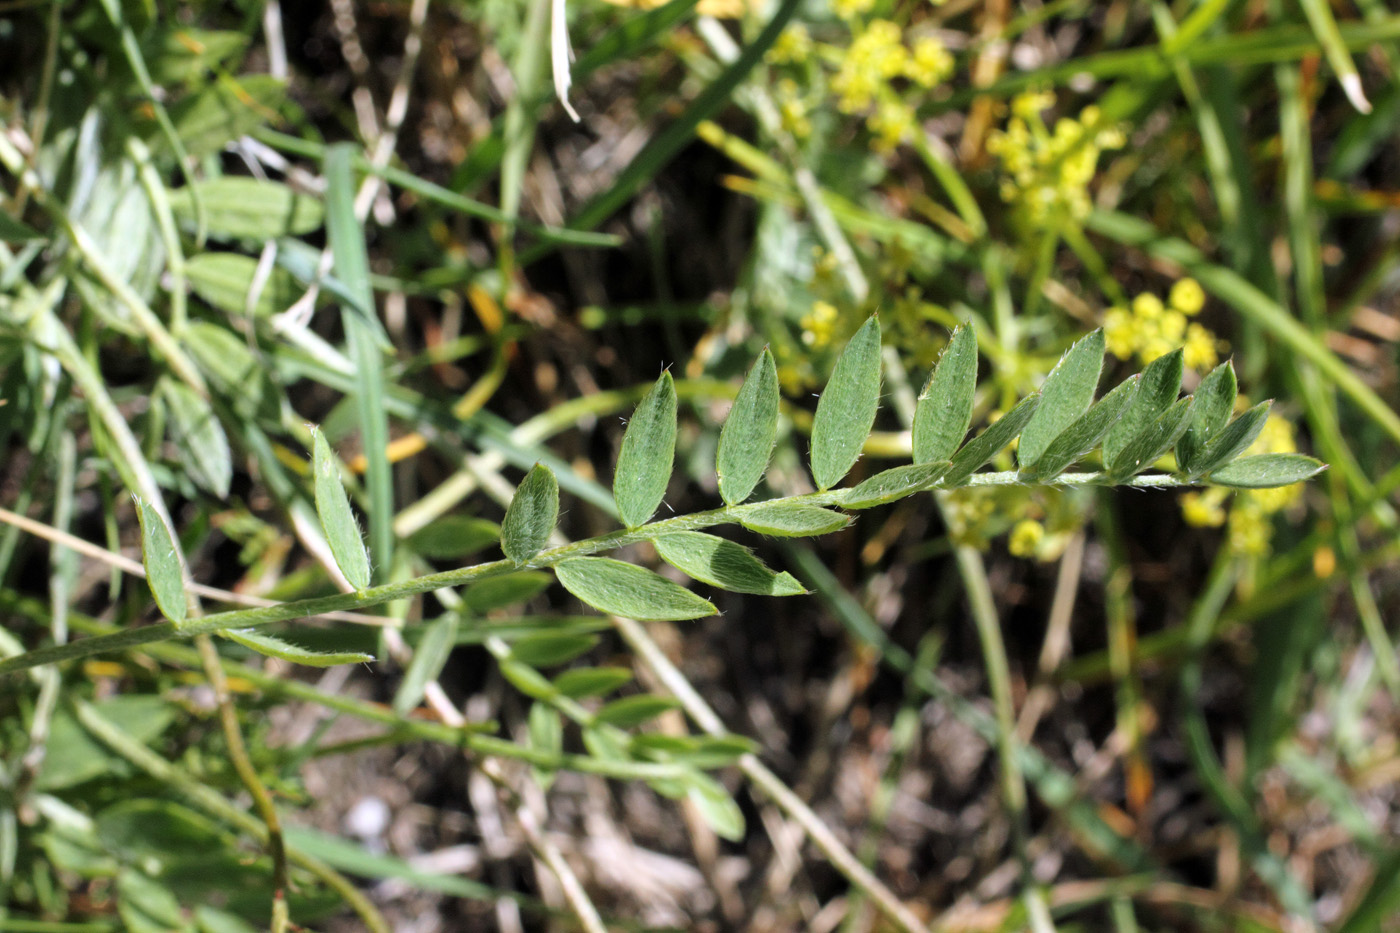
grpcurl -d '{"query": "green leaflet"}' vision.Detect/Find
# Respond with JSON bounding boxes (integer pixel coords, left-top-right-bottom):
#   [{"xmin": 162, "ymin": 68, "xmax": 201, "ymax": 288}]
[
  {"xmin": 1107, "ymin": 395, "xmax": 1196, "ymax": 479},
  {"xmin": 653, "ymin": 531, "xmax": 805, "ymax": 596},
  {"xmin": 187, "ymin": 253, "xmax": 303, "ymax": 318},
  {"xmin": 510, "ymin": 632, "xmax": 599, "ymax": 667},
  {"xmin": 810, "ymin": 316, "xmax": 882, "ymax": 490},
  {"xmin": 912, "ymin": 325, "xmax": 977, "ymax": 465},
  {"xmin": 1208, "ymin": 453, "xmax": 1326, "ymax": 488},
  {"xmin": 462, "ymin": 572, "xmax": 552, "ymax": 613},
  {"xmin": 1020, "ymin": 374, "xmax": 1139, "ymax": 481},
  {"xmin": 685, "ymin": 771, "xmax": 746, "ymax": 842},
  {"xmin": 1018, "ymin": 329, "xmax": 1105, "ymax": 470},
  {"xmin": 615, "ymin": 372, "xmax": 678, "ymax": 528},
  {"xmin": 553, "ymin": 666, "xmax": 633, "ymax": 699},
  {"xmin": 311, "ymin": 429, "xmax": 371, "ymax": 591},
  {"xmin": 168, "ymin": 177, "xmax": 324, "ymax": 240},
  {"xmin": 942, "ymin": 394, "xmax": 1040, "ymax": 486},
  {"xmin": 393, "ymin": 615, "xmax": 458, "ymax": 714},
  {"xmin": 501, "ymin": 463, "xmax": 559, "ymax": 565},
  {"xmin": 555, "ymin": 557, "xmax": 716, "ymax": 621},
  {"xmin": 1184, "ymin": 400, "xmax": 1272, "ymax": 478},
  {"xmin": 736, "ymin": 504, "xmax": 852, "ymax": 538},
  {"xmin": 405, "ymin": 516, "xmax": 501, "ymax": 560},
  {"xmin": 717, "ymin": 347, "xmax": 779, "ymax": 505},
  {"xmin": 223, "ymin": 629, "xmax": 373, "ymax": 667},
  {"xmin": 1103, "ymin": 348, "xmax": 1183, "ymax": 467},
  {"xmin": 134, "ymin": 496, "xmax": 187, "ymax": 627},
  {"xmin": 842, "ymin": 461, "xmax": 950, "ymax": 509},
  {"xmin": 528, "ymin": 701, "xmax": 564, "ymax": 789},
  {"xmin": 160, "ymin": 379, "xmax": 232, "ymax": 499},
  {"xmin": 165, "ymin": 75, "xmax": 286, "ymax": 158},
  {"xmin": 1176, "ymin": 361, "xmax": 1237, "ymax": 473},
  {"xmin": 594, "ymin": 694, "xmax": 682, "ymax": 728}
]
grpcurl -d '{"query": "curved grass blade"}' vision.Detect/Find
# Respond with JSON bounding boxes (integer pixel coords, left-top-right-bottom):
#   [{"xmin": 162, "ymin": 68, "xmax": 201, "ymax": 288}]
[
  {"xmin": 1186, "ymin": 400, "xmax": 1272, "ymax": 478},
  {"xmin": 1021, "ymin": 374, "xmax": 1139, "ymax": 481},
  {"xmin": 843, "ymin": 461, "xmax": 950, "ymax": 509},
  {"xmin": 134, "ymin": 496, "xmax": 187, "ymax": 627},
  {"xmin": 1107, "ymin": 395, "xmax": 1196, "ymax": 479},
  {"xmin": 736, "ymin": 504, "xmax": 852, "ymax": 538},
  {"xmin": 312, "ymin": 428, "xmax": 371, "ymax": 591},
  {"xmin": 224, "ymin": 629, "xmax": 373, "ymax": 667},
  {"xmin": 810, "ymin": 316, "xmax": 882, "ymax": 490},
  {"xmin": 913, "ymin": 325, "xmax": 977, "ymax": 465},
  {"xmin": 1176, "ymin": 361, "xmax": 1237, "ymax": 474},
  {"xmin": 1208, "ymin": 453, "xmax": 1326, "ymax": 488},
  {"xmin": 555, "ymin": 557, "xmax": 715, "ymax": 621},
  {"xmin": 654, "ymin": 531, "xmax": 805, "ymax": 596},
  {"xmin": 615, "ymin": 372, "xmax": 677, "ymax": 528},
  {"xmin": 1018, "ymin": 329, "xmax": 1105, "ymax": 470},
  {"xmin": 717, "ymin": 348, "xmax": 779, "ymax": 505},
  {"xmin": 1104, "ymin": 348, "xmax": 1183, "ymax": 467},
  {"xmin": 943, "ymin": 394, "xmax": 1040, "ymax": 486},
  {"xmin": 502, "ymin": 463, "xmax": 560, "ymax": 565}
]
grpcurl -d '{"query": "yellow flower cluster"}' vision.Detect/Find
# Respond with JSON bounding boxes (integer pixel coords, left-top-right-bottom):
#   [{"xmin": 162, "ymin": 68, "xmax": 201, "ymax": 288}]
[
  {"xmin": 1179, "ymin": 409, "xmax": 1305, "ymax": 557},
  {"xmin": 987, "ymin": 92, "xmax": 1126, "ymax": 230},
  {"xmin": 1103, "ymin": 279, "xmax": 1224, "ymax": 370},
  {"xmin": 776, "ymin": 79, "xmax": 813, "ymax": 138},
  {"xmin": 800, "ymin": 300, "xmax": 841, "ymax": 348}
]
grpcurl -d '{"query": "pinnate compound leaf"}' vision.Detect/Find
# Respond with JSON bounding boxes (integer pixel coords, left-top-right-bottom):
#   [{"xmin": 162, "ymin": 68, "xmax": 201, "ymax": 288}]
[
  {"xmin": 810, "ymin": 316, "xmax": 882, "ymax": 490},
  {"xmin": 1018, "ymin": 329, "xmax": 1105, "ymax": 470},
  {"xmin": 160, "ymin": 379, "xmax": 232, "ymax": 499},
  {"xmin": 223, "ymin": 629, "xmax": 372, "ymax": 667},
  {"xmin": 594, "ymin": 694, "xmax": 682, "ymax": 728},
  {"xmin": 1186, "ymin": 400, "xmax": 1272, "ymax": 478},
  {"xmin": 717, "ymin": 348, "xmax": 779, "ymax": 505},
  {"xmin": 553, "ymin": 666, "xmax": 634, "ymax": 699},
  {"xmin": 502, "ymin": 463, "xmax": 559, "ymax": 565},
  {"xmin": 686, "ymin": 771, "xmax": 746, "ymax": 841},
  {"xmin": 615, "ymin": 372, "xmax": 677, "ymax": 528},
  {"xmin": 654, "ymin": 532, "xmax": 805, "ymax": 596},
  {"xmin": 843, "ymin": 461, "xmax": 950, "ymax": 509},
  {"xmin": 1208, "ymin": 453, "xmax": 1326, "ymax": 488},
  {"xmin": 942, "ymin": 394, "xmax": 1040, "ymax": 486},
  {"xmin": 913, "ymin": 325, "xmax": 977, "ymax": 465},
  {"xmin": 736, "ymin": 504, "xmax": 852, "ymax": 538},
  {"xmin": 1104, "ymin": 348, "xmax": 1183, "ymax": 467},
  {"xmin": 555, "ymin": 557, "xmax": 716, "ymax": 621},
  {"xmin": 1107, "ymin": 395, "xmax": 1195, "ymax": 478},
  {"xmin": 135, "ymin": 497, "xmax": 187, "ymax": 627},
  {"xmin": 312, "ymin": 428, "xmax": 371, "ymax": 591},
  {"xmin": 1176, "ymin": 361, "xmax": 1237, "ymax": 473},
  {"xmin": 1020, "ymin": 375, "xmax": 1139, "ymax": 481}
]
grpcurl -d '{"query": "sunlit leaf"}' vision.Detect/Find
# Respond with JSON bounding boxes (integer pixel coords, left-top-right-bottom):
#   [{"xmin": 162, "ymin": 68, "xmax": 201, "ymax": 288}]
[
  {"xmin": 942, "ymin": 394, "xmax": 1040, "ymax": 486},
  {"xmin": 553, "ymin": 666, "xmax": 634, "ymax": 699},
  {"xmin": 1020, "ymin": 374, "xmax": 1138, "ymax": 481},
  {"xmin": 685, "ymin": 771, "xmax": 746, "ymax": 841},
  {"xmin": 594, "ymin": 694, "xmax": 682, "ymax": 728},
  {"xmin": 223, "ymin": 628, "xmax": 373, "ymax": 667},
  {"xmin": 614, "ymin": 372, "xmax": 677, "ymax": 528},
  {"xmin": 1104, "ymin": 348, "xmax": 1183, "ymax": 467},
  {"xmin": 461, "ymin": 571, "xmax": 552, "ymax": 612},
  {"xmin": 653, "ymin": 531, "xmax": 805, "ymax": 595},
  {"xmin": 555, "ymin": 557, "xmax": 716, "ymax": 621},
  {"xmin": 1019, "ymin": 329, "xmax": 1104, "ymax": 470},
  {"xmin": 1208, "ymin": 453, "xmax": 1326, "ymax": 488},
  {"xmin": 717, "ymin": 347, "xmax": 779, "ymax": 505},
  {"xmin": 311, "ymin": 428, "xmax": 370, "ymax": 591},
  {"xmin": 736, "ymin": 504, "xmax": 852, "ymax": 537},
  {"xmin": 1176, "ymin": 361, "xmax": 1237, "ymax": 473},
  {"xmin": 134, "ymin": 496, "xmax": 187, "ymax": 626},
  {"xmin": 843, "ymin": 461, "xmax": 949, "ymax": 509},
  {"xmin": 528, "ymin": 702, "xmax": 563, "ymax": 790},
  {"xmin": 1186, "ymin": 400, "xmax": 1272, "ymax": 478},
  {"xmin": 405, "ymin": 516, "xmax": 500, "ymax": 560},
  {"xmin": 810, "ymin": 316, "xmax": 882, "ymax": 490},
  {"xmin": 912, "ymin": 325, "xmax": 977, "ymax": 465},
  {"xmin": 169, "ymin": 177, "xmax": 324, "ymax": 240},
  {"xmin": 501, "ymin": 463, "xmax": 559, "ymax": 565},
  {"xmin": 1106, "ymin": 395, "xmax": 1195, "ymax": 478}
]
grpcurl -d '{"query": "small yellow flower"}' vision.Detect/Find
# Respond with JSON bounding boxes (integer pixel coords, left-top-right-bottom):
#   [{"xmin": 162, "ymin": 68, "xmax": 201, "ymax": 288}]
[
  {"xmin": 1011, "ymin": 90, "xmax": 1055, "ymax": 120},
  {"xmin": 1169, "ymin": 278, "xmax": 1206, "ymax": 315},
  {"xmin": 1182, "ymin": 322, "xmax": 1220, "ymax": 371},
  {"xmin": 1131, "ymin": 293, "xmax": 1165, "ymax": 320},
  {"xmin": 801, "ymin": 301, "xmax": 841, "ymax": 348},
  {"xmin": 776, "ymin": 79, "xmax": 812, "ymax": 137},
  {"xmin": 1104, "ymin": 307, "xmax": 1137, "ymax": 359},
  {"xmin": 831, "ymin": 0, "xmax": 875, "ymax": 19},
  {"xmin": 868, "ymin": 97, "xmax": 914, "ymax": 150},
  {"xmin": 905, "ymin": 36, "xmax": 954, "ymax": 88},
  {"xmin": 1008, "ymin": 519, "xmax": 1045, "ymax": 558},
  {"xmin": 1181, "ymin": 490, "xmax": 1227, "ymax": 527},
  {"xmin": 767, "ymin": 25, "xmax": 813, "ymax": 65}
]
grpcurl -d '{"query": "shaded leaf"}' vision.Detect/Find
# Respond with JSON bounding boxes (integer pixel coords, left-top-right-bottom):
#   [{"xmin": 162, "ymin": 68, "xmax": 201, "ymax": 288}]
[
  {"xmin": 912, "ymin": 325, "xmax": 977, "ymax": 465},
  {"xmin": 528, "ymin": 702, "xmax": 563, "ymax": 790},
  {"xmin": 187, "ymin": 252, "xmax": 302, "ymax": 318},
  {"xmin": 1104, "ymin": 348, "xmax": 1183, "ymax": 467},
  {"xmin": 223, "ymin": 628, "xmax": 372, "ymax": 667},
  {"xmin": 134, "ymin": 496, "xmax": 187, "ymax": 626},
  {"xmin": 393, "ymin": 615, "xmax": 458, "ymax": 714},
  {"xmin": 843, "ymin": 461, "xmax": 949, "ymax": 509},
  {"xmin": 810, "ymin": 316, "xmax": 882, "ymax": 490},
  {"xmin": 686, "ymin": 771, "xmax": 746, "ymax": 842},
  {"xmin": 164, "ymin": 75, "xmax": 286, "ymax": 158},
  {"xmin": 1021, "ymin": 374, "xmax": 1139, "ymax": 481},
  {"xmin": 615, "ymin": 372, "xmax": 678, "ymax": 528},
  {"xmin": 311, "ymin": 429, "xmax": 370, "ymax": 591},
  {"xmin": 1209, "ymin": 453, "xmax": 1326, "ymax": 488},
  {"xmin": 502, "ymin": 463, "xmax": 559, "ymax": 565},
  {"xmin": 161, "ymin": 379, "xmax": 232, "ymax": 498},
  {"xmin": 654, "ymin": 532, "xmax": 805, "ymax": 596},
  {"xmin": 1019, "ymin": 330, "xmax": 1104, "ymax": 469},
  {"xmin": 37, "ymin": 697, "xmax": 173, "ymax": 791},
  {"xmin": 594, "ymin": 694, "xmax": 682, "ymax": 728},
  {"xmin": 500, "ymin": 658, "xmax": 557, "ymax": 700},
  {"xmin": 406, "ymin": 516, "xmax": 500, "ymax": 560},
  {"xmin": 553, "ymin": 666, "xmax": 634, "ymax": 699},
  {"xmin": 631, "ymin": 733, "xmax": 759, "ymax": 769},
  {"xmin": 717, "ymin": 347, "xmax": 780, "ymax": 505},
  {"xmin": 1107, "ymin": 395, "xmax": 1195, "ymax": 478},
  {"xmin": 555, "ymin": 557, "xmax": 716, "ymax": 621},
  {"xmin": 0, "ymin": 212, "xmax": 44, "ymax": 242},
  {"xmin": 182, "ymin": 321, "xmax": 272, "ymax": 420},
  {"xmin": 1176, "ymin": 361, "xmax": 1237, "ymax": 473},
  {"xmin": 510, "ymin": 632, "xmax": 600, "ymax": 667},
  {"xmin": 462, "ymin": 571, "xmax": 552, "ymax": 612},
  {"xmin": 736, "ymin": 504, "xmax": 852, "ymax": 538},
  {"xmin": 942, "ymin": 394, "xmax": 1040, "ymax": 486},
  {"xmin": 169, "ymin": 177, "xmax": 324, "ymax": 240},
  {"xmin": 1186, "ymin": 401, "xmax": 1272, "ymax": 478}
]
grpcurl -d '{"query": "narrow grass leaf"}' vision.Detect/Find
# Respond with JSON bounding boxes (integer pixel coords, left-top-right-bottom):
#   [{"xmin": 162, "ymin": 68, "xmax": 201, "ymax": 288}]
[
  {"xmin": 943, "ymin": 394, "xmax": 1040, "ymax": 486},
  {"xmin": 843, "ymin": 461, "xmax": 950, "ymax": 509},
  {"xmin": 737, "ymin": 504, "xmax": 852, "ymax": 538},
  {"xmin": 686, "ymin": 772, "xmax": 746, "ymax": 841},
  {"xmin": 1176, "ymin": 361, "xmax": 1237, "ymax": 473},
  {"xmin": 1104, "ymin": 348, "xmax": 1183, "ymax": 466},
  {"xmin": 912, "ymin": 325, "xmax": 977, "ymax": 464},
  {"xmin": 160, "ymin": 380, "xmax": 232, "ymax": 498},
  {"xmin": 1021, "ymin": 374, "xmax": 1139, "ymax": 481},
  {"xmin": 0, "ymin": 213, "xmax": 44, "ymax": 242},
  {"xmin": 1018, "ymin": 329, "xmax": 1105, "ymax": 469},
  {"xmin": 554, "ymin": 666, "xmax": 633, "ymax": 699},
  {"xmin": 594, "ymin": 694, "xmax": 682, "ymax": 728},
  {"xmin": 1208, "ymin": 453, "xmax": 1326, "ymax": 488},
  {"xmin": 502, "ymin": 463, "xmax": 559, "ymax": 565},
  {"xmin": 134, "ymin": 496, "xmax": 186, "ymax": 626},
  {"xmin": 312, "ymin": 429, "xmax": 370, "ymax": 591},
  {"xmin": 614, "ymin": 372, "xmax": 677, "ymax": 528},
  {"xmin": 555, "ymin": 557, "xmax": 715, "ymax": 621},
  {"xmin": 810, "ymin": 316, "xmax": 882, "ymax": 490},
  {"xmin": 510, "ymin": 632, "xmax": 599, "ymax": 668},
  {"xmin": 1187, "ymin": 400, "xmax": 1272, "ymax": 477},
  {"xmin": 393, "ymin": 615, "xmax": 458, "ymax": 714},
  {"xmin": 1107, "ymin": 396, "xmax": 1196, "ymax": 478},
  {"xmin": 168, "ymin": 178, "xmax": 324, "ymax": 240},
  {"xmin": 717, "ymin": 348, "xmax": 779, "ymax": 505},
  {"xmin": 223, "ymin": 629, "xmax": 372, "ymax": 667},
  {"xmin": 654, "ymin": 532, "xmax": 805, "ymax": 596}
]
